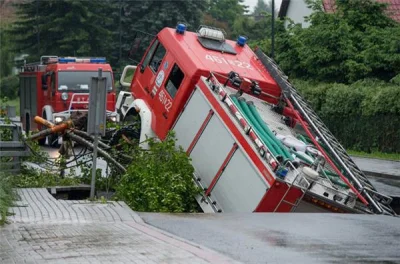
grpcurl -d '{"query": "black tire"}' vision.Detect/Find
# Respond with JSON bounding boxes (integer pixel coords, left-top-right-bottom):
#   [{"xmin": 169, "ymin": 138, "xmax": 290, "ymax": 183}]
[
  {"xmin": 108, "ymin": 122, "xmax": 140, "ymax": 148},
  {"xmin": 38, "ymin": 113, "xmax": 46, "ymax": 146},
  {"xmin": 49, "ymin": 134, "xmax": 60, "ymax": 148},
  {"xmin": 25, "ymin": 113, "xmax": 30, "ymax": 135},
  {"xmin": 41, "ymin": 112, "xmax": 59, "ymax": 148}
]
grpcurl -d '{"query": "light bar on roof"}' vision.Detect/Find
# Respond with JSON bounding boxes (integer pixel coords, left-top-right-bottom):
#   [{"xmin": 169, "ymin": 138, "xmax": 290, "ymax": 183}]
[
  {"xmin": 198, "ymin": 27, "xmax": 225, "ymax": 42},
  {"xmin": 58, "ymin": 57, "xmax": 106, "ymax": 63}
]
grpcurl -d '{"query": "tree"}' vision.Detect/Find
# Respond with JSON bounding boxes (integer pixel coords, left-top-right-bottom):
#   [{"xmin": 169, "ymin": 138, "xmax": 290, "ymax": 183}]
[
  {"xmin": 8, "ymin": 0, "xmax": 115, "ymax": 63},
  {"xmin": 116, "ymin": 0, "xmax": 207, "ymax": 66},
  {"xmin": 253, "ymin": 0, "xmax": 273, "ymax": 16},
  {"xmin": 206, "ymin": 0, "xmax": 248, "ymax": 24},
  {"xmin": 0, "ymin": 24, "xmax": 14, "ymax": 78},
  {"xmin": 275, "ymin": 0, "xmax": 400, "ymax": 83},
  {"xmin": 203, "ymin": 0, "xmax": 248, "ymax": 38}
]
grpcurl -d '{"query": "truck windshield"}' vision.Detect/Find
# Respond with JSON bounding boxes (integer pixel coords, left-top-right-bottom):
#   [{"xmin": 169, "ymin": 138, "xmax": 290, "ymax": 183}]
[{"xmin": 58, "ymin": 71, "xmax": 113, "ymax": 92}]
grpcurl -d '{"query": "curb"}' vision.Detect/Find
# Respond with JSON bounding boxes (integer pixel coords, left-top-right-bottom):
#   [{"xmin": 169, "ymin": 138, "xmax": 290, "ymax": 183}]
[
  {"xmin": 125, "ymin": 220, "xmax": 242, "ymax": 264},
  {"xmin": 121, "ymin": 205, "xmax": 242, "ymax": 263},
  {"xmin": 363, "ymin": 170, "xmax": 400, "ymax": 181}
]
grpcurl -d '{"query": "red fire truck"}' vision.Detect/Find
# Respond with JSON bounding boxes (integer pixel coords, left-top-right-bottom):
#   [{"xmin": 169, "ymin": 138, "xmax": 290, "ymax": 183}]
[
  {"xmin": 19, "ymin": 56, "xmax": 119, "ymax": 146},
  {"xmin": 116, "ymin": 25, "xmax": 395, "ymax": 215}
]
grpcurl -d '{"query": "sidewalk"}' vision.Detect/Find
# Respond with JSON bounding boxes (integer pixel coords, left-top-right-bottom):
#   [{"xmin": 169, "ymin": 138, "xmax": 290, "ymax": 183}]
[
  {"xmin": 0, "ymin": 188, "xmax": 240, "ymax": 264},
  {"xmin": 351, "ymin": 156, "xmax": 400, "ymax": 179}
]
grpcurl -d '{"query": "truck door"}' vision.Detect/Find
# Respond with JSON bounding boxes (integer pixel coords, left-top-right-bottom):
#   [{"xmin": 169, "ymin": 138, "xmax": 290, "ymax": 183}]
[
  {"xmin": 151, "ymin": 58, "xmax": 186, "ymax": 139},
  {"xmin": 133, "ymin": 38, "xmax": 166, "ymax": 100}
]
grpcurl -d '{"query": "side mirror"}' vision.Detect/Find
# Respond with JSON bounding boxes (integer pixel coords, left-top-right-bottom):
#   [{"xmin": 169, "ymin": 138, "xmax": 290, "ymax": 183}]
[
  {"xmin": 139, "ymin": 63, "xmax": 145, "ymax": 73},
  {"xmin": 119, "ymin": 65, "xmax": 137, "ymax": 89}
]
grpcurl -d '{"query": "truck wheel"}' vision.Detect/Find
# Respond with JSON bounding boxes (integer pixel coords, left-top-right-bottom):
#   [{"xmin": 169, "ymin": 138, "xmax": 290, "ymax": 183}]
[
  {"xmin": 38, "ymin": 113, "xmax": 46, "ymax": 146},
  {"xmin": 25, "ymin": 113, "xmax": 30, "ymax": 135},
  {"xmin": 38, "ymin": 131, "xmax": 46, "ymax": 146},
  {"xmin": 48, "ymin": 134, "xmax": 60, "ymax": 148},
  {"xmin": 108, "ymin": 122, "xmax": 140, "ymax": 149},
  {"xmin": 41, "ymin": 112, "xmax": 59, "ymax": 148}
]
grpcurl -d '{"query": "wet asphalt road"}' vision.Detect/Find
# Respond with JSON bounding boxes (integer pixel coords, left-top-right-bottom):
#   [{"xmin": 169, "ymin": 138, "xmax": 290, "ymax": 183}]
[
  {"xmin": 139, "ymin": 212, "xmax": 400, "ymax": 264},
  {"xmin": 38, "ymin": 146, "xmax": 400, "ymax": 263}
]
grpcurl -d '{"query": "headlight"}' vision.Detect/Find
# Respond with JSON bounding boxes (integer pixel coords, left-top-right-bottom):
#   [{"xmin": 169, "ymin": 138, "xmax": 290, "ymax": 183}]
[
  {"xmin": 110, "ymin": 116, "xmax": 117, "ymax": 122},
  {"xmin": 61, "ymin": 92, "xmax": 68, "ymax": 101},
  {"xmin": 54, "ymin": 117, "xmax": 63, "ymax": 124}
]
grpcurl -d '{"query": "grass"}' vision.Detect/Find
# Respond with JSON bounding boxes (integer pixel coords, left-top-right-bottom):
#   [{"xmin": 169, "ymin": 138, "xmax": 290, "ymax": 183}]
[
  {"xmin": 0, "ymin": 173, "xmax": 16, "ymax": 225},
  {"xmin": 347, "ymin": 149, "xmax": 400, "ymax": 161},
  {"xmin": 114, "ymin": 67, "xmax": 135, "ymax": 89}
]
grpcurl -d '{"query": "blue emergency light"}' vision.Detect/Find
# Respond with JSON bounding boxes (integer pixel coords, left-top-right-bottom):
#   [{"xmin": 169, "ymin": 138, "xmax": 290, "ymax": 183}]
[
  {"xmin": 58, "ymin": 57, "xmax": 106, "ymax": 63},
  {"xmin": 237, "ymin": 36, "xmax": 247, "ymax": 47},
  {"xmin": 176, "ymin": 23, "xmax": 186, "ymax": 34}
]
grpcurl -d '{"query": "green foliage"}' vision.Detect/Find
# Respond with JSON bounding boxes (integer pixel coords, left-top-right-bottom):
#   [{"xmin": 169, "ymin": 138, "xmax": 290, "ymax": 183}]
[
  {"xmin": 294, "ymin": 79, "xmax": 400, "ymax": 153},
  {"xmin": 347, "ymin": 150, "xmax": 400, "ymax": 161},
  {"xmin": 0, "ymin": 23, "xmax": 15, "ymax": 78},
  {"xmin": 0, "ymin": 173, "xmax": 16, "ymax": 225},
  {"xmin": 0, "ymin": 75, "xmax": 19, "ymax": 100},
  {"xmin": 206, "ymin": 0, "xmax": 248, "ymax": 26},
  {"xmin": 276, "ymin": 0, "xmax": 400, "ymax": 83},
  {"xmin": 253, "ymin": 0, "xmax": 273, "ymax": 16},
  {"xmin": 116, "ymin": 0, "xmax": 207, "ymax": 66},
  {"xmin": 114, "ymin": 131, "xmax": 201, "ymax": 213},
  {"xmin": 9, "ymin": 0, "xmax": 115, "ymax": 63},
  {"xmin": 11, "ymin": 167, "xmax": 80, "ymax": 188}
]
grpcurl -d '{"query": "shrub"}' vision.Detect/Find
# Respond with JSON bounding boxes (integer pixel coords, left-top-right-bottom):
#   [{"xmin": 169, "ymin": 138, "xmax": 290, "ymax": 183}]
[
  {"xmin": 114, "ymin": 131, "xmax": 202, "ymax": 213},
  {"xmin": 294, "ymin": 79, "xmax": 400, "ymax": 153},
  {"xmin": 0, "ymin": 75, "xmax": 19, "ymax": 100},
  {"xmin": 0, "ymin": 173, "xmax": 16, "ymax": 225}
]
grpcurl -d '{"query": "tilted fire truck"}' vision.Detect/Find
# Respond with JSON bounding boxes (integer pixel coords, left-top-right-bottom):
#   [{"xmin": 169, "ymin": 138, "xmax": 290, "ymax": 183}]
[
  {"xmin": 116, "ymin": 24, "xmax": 396, "ymax": 215},
  {"xmin": 19, "ymin": 56, "xmax": 119, "ymax": 146}
]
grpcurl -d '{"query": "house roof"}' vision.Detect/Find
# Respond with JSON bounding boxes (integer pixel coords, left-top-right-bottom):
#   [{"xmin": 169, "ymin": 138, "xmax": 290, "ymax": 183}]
[
  {"xmin": 278, "ymin": 0, "xmax": 400, "ymax": 23},
  {"xmin": 323, "ymin": 0, "xmax": 400, "ymax": 22}
]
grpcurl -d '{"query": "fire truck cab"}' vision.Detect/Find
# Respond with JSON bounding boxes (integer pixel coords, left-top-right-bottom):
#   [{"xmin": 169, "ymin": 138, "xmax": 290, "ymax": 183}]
[{"xmin": 19, "ymin": 56, "xmax": 119, "ymax": 145}]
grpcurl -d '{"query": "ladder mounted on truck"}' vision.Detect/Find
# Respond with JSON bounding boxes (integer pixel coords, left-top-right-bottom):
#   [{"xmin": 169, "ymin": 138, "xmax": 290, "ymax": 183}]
[{"xmin": 254, "ymin": 48, "xmax": 395, "ymax": 216}]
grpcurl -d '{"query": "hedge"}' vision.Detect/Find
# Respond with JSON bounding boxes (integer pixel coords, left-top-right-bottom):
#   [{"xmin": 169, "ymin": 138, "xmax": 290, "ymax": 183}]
[
  {"xmin": 0, "ymin": 75, "xmax": 19, "ymax": 100},
  {"xmin": 292, "ymin": 79, "xmax": 400, "ymax": 153}
]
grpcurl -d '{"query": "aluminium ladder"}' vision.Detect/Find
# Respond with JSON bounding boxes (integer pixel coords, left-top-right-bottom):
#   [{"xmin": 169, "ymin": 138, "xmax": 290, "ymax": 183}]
[{"xmin": 254, "ymin": 48, "xmax": 395, "ymax": 215}]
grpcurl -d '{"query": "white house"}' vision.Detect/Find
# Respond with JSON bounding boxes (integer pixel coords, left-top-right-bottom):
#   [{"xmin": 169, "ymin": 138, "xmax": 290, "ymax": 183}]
[{"xmin": 278, "ymin": 0, "xmax": 400, "ymax": 28}]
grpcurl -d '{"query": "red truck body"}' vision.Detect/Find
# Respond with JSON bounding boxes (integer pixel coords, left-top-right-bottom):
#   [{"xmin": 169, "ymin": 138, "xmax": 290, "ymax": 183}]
[
  {"xmin": 116, "ymin": 25, "xmax": 394, "ymax": 215},
  {"xmin": 19, "ymin": 56, "xmax": 118, "ymax": 137}
]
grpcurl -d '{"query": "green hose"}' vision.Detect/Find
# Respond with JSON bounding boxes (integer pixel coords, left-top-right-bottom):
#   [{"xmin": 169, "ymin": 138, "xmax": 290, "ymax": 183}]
[
  {"xmin": 301, "ymin": 135, "xmax": 347, "ymax": 177},
  {"xmin": 320, "ymin": 171, "xmax": 349, "ymax": 189},
  {"xmin": 297, "ymin": 134, "xmax": 308, "ymax": 144},
  {"xmin": 247, "ymin": 102, "xmax": 293, "ymax": 161},
  {"xmin": 324, "ymin": 169, "xmax": 339, "ymax": 177},
  {"xmin": 238, "ymin": 99, "xmax": 285, "ymax": 158},
  {"xmin": 289, "ymin": 149, "xmax": 313, "ymax": 165},
  {"xmin": 230, "ymin": 96, "xmax": 281, "ymax": 157}
]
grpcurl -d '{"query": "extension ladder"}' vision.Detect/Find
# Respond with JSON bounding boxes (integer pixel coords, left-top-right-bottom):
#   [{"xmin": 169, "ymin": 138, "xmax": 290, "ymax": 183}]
[{"xmin": 254, "ymin": 48, "xmax": 395, "ymax": 215}]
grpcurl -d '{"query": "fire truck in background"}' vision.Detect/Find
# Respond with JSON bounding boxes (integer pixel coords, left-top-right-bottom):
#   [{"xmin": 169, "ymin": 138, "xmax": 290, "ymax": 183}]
[{"xmin": 19, "ymin": 56, "xmax": 119, "ymax": 146}]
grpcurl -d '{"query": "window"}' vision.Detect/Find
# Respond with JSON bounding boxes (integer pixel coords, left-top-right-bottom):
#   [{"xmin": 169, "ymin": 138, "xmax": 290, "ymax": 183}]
[
  {"xmin": 50, "ymin": 72, "xmax": 55, "ymax": 90},
  {"xmin": 165, "ymin": 64, "xmax": 184, "ymax": 98},
  {"xmin": 149, "ymin": 43, "xmax": 166, "ymax": 73},
  {"xmin": 142, "ymin": 39, "xmax": 159, "ymax": 69},
  {"xmin": 58, "ymin": 71, "xmax": 113, "ymax": 92}
]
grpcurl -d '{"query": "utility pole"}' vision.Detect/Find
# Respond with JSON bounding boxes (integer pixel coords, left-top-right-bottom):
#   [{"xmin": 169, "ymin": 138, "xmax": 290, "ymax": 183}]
[
  {"xmin": 271, "ymin": 0, "xmax": 275, "ymax": 59},
  {"xmin": 119, "ymin": 0, "xmax": 122, "ymax": 64},
  {"xmin": 87, "ymin": 68, "xmax": 107, "ymax": 199},
  {"xmin": 36, "ymin": 0, "xmax": 40, "ymax": 54}
]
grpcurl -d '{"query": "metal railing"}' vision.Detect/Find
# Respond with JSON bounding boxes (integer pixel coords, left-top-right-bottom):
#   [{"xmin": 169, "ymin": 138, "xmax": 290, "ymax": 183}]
[{"xmin": 0, "ymin": 106, "xmax": 30, "ymax": 173}]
